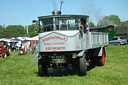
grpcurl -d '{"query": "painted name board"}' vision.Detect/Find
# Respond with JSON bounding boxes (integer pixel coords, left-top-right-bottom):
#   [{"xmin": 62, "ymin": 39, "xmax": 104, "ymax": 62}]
[
  {"xmin": 42, "ymin": 36, "xmax": 68, "ymax": 43},
  {"xmin": 42, "ymin": 36, "xmax": 68, "ymax": 50}
]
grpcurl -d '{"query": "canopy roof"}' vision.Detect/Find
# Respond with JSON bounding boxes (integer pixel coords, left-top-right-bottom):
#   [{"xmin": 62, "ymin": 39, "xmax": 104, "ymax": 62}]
[
  {"xmin": 38, "ymin": 14, "xmax": 89, "ymax": 20},
  {"xmin": 90, "ymin": 25, "xmax": 114, "ymax": 30},
  {"xmin": 10, "ymin": 38, "xmax": 22, "ymax": 42}
]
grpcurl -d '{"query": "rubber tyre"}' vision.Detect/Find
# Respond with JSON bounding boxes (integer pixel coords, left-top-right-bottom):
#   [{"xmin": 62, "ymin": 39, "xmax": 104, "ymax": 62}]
[
  {"xmin": 79, "ymin": 53, "xmax": 87, "ymax": 76},
  {"xmin": 38, "ymin": 59, "xmax": 47, "ymax": 76},
  {"xmin": 98, "ymin": 50, "xmax": 105, "ymax": 66},
  {"xmin": 117, "ymin": 42, "xmax": 121, "ymax": 45},
  {"xmin": 2, "ymin": 52, "xmax": 7, "ymax": 58},
  {"xmin": 7, "ymin": 48, "xmax": 11, "ymax": 56},
  {"xmin": 9, "ymin": 48, "xmax": 11, "ymax": 56}
]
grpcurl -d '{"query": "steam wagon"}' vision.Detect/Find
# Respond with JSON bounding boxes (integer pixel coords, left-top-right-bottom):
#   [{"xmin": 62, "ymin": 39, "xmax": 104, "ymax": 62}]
[{"xmin": 33, "ymin": 11, "xmax": 109, "ymax": 76}]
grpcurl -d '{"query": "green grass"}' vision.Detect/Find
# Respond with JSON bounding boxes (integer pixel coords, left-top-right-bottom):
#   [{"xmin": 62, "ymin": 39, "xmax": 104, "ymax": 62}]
[{"xmin": 0, "ymin": 45, "xmax": 128, "ymax": 85}]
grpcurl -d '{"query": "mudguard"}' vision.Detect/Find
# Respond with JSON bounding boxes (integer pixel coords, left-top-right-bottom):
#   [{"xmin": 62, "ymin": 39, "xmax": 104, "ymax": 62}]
[
  {"xmin": 77, "ymin": 50, "xmax": 86, "ymax": 57},
  {"xmin": 92, "ymin": 46, "xmax": 105, "ymax": 57}
]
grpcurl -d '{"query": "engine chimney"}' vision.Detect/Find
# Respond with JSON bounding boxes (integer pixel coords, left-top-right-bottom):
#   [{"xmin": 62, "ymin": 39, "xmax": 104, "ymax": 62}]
[
  {"xmin": 52, "ymin": 10, "xmax": 61, "ymax": 15},
  {"xmin": 52, "ymin": 0, "xmax": 64, "ymax": 15}
]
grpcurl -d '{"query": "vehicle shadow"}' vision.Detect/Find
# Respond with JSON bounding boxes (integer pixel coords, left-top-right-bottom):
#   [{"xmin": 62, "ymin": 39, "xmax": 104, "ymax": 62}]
[
  {"xmin": 47, "ymin": 68, "xmax": 79, "ymax": 77},
  {"xmin": 35, "ymin": 63, "xmax": 95, "ymax": 77}
]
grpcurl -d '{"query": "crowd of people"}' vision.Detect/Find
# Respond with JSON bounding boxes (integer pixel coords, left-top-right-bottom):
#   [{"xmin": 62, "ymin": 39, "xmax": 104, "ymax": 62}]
[{"xmin": 11, "ymin": 42, "xmax": 28, "ymax": 52}]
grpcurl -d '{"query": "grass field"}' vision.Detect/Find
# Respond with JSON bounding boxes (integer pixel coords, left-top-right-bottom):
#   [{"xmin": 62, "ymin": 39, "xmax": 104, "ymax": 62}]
[{"xmin": 0, "ymin": 45, "xmax": 128, "ymax": 85}]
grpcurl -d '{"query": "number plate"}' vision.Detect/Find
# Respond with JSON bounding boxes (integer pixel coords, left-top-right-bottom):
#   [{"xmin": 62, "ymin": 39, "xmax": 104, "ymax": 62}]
[{"xmin": 51, "ymin": 56, "xmax": 62, "ymax": 59}]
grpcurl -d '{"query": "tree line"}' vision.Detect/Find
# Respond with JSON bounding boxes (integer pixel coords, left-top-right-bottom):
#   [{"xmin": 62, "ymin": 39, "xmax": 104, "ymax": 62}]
[
  {"xmin": 0, "ymin": 24, "xmax": 39, "ymax": 38},
  {"xmin": 0, "ymin": 15, "xmax": 128, "ymax": 38},
  {"xmin": 89, "ymin": 15, "xmax": 128, "ymax": 27}
]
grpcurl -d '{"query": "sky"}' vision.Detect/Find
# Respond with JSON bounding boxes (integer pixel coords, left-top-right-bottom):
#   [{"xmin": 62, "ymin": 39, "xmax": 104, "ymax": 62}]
[{"xmin": 0, "ymin": 0, "xmax": 128, "ymax": 27}]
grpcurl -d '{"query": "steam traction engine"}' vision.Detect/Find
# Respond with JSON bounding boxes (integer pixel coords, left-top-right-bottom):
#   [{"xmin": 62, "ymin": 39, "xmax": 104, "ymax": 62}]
[
  {"xmin": 0, "ymin": 41, "xmax": 11, "ymax": 58},
  {"xmin": 34, "ymin": 11, "xmax": 108, "ymax": 76}
]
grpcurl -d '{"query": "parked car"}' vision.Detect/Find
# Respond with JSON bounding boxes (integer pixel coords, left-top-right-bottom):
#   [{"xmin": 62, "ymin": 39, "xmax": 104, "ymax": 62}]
[
  {"xmin": 126, "ymin": 38, "xmax": 128, "ymax": 44},
  {"xmin": 109, "ymin": 37, "xmax": 127, "ymax": 45}
]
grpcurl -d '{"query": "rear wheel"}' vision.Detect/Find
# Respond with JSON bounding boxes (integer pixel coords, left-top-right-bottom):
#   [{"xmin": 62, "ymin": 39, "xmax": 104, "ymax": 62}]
[
  {"xmin": 9, "ymin": 48, "xmax": 11, "ymax": 56},
  {"xmin": 2, "ymin": 52, "xmax": 7, "ymax": 58},
  {"xmin": 38, "ymin": 59, "xmax": 47, "ymax": 76},
  {"xmin": 117, "ymin": 42, "xmax": 121, "ymax": 45},
  {"xmin": 7, "ymin": 48, "xmax": 11, "ymax": 56},
  {"xmin": 79, "ymin": 53, "xmax": 87, "ymax": 76},
  {"xmin": 98, "ymin": 49, "xmax": 105, "ymax": 66}
]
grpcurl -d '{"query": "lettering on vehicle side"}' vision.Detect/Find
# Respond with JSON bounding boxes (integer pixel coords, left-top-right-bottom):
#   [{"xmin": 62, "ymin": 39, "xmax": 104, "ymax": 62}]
[
  {"xmin": 42, "ymin": 36, "xmax": 68, "ymax": 43},
  {"xmin": 43, "ymin": 42, "xmax": 66, "ymax": 46},
  {"xmin": 76, "ymin": 46, "xmax": 80, "ymax": 49},
  {"xmin": 46, "ymin": 47, "xmax": 65, "ymax": 50}
]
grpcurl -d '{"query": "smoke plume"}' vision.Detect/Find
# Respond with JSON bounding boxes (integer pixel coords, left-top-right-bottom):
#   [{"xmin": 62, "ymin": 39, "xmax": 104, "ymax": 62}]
[
  {"xmin": 49, "ymin": 0, "xmax": 57, "ymax": 10},
  {"xmin": 80, "ymin": 0, "xmax": 104, "ymax": 25}
]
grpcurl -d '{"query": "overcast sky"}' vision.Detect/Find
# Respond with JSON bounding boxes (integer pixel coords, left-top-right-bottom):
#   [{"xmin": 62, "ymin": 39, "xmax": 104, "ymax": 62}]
[{"xmin": 0, "ymin": 0, "xmax": 128, "ymax": 27}]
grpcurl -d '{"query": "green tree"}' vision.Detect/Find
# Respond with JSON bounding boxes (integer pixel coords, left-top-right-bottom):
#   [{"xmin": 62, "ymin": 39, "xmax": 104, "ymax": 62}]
[
  {"xmin": 0, "ymin": 25, "xmax": 3, "ymax": 30},
  {"xmin": 0, "ymin": 25, "xmax": 7, "ymax": 38},
  {"xmin": 28, "ymin": 24, "xmax": 39, "ymax": 37},
  {"xmin": 97, "ymin": 15, "xmax": 121, "ymax": 26},
  {"xmin": 89, "ymin": 21, "xmax": 96, "ymax": 27},
  {"xmin": 6, "ymin": 25, "xmax": 25, "ymax": 37},
  {"xmin": 0, "ymin": 25, "xmax": 25, "ymax": 38},
  {"xmin": 0, "ymin": 28, "xmax": 8, "ymax": 38},
  {"xmin": 119, "ymin": 21, "xmax": 128, "ymax": 26}
]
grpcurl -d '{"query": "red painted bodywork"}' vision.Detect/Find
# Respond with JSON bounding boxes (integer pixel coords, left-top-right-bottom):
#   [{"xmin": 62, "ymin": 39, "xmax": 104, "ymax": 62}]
[{"xmin": 0, "ymin": 45, "xmax": 6, "ymax": 56}]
